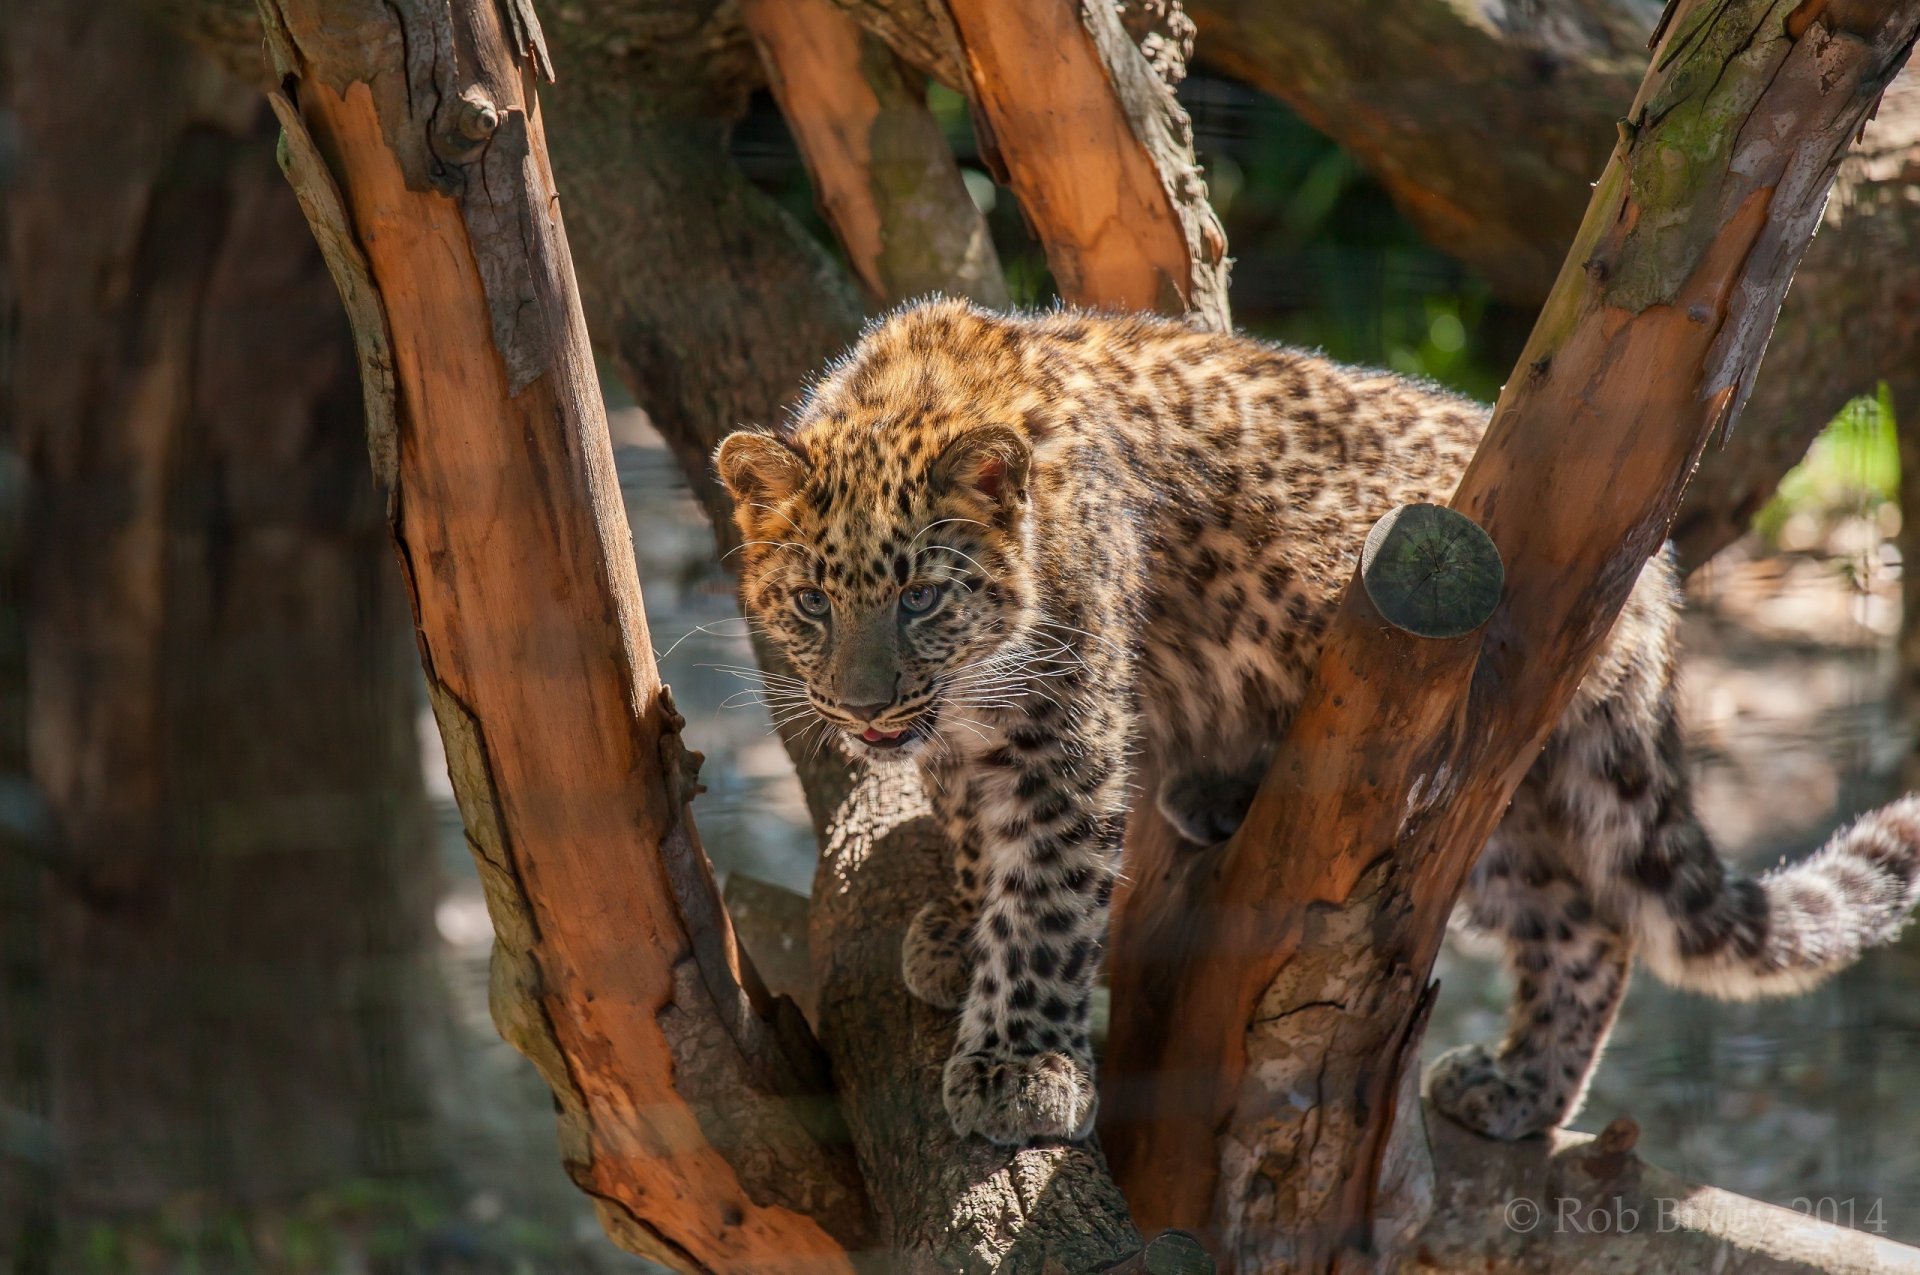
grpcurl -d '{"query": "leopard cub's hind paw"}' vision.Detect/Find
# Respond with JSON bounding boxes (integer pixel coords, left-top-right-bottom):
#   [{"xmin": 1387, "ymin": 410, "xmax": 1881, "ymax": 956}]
[{"xmin": 1426, "ymin": 1043, "xmax": 1558, "ymax": 1142}]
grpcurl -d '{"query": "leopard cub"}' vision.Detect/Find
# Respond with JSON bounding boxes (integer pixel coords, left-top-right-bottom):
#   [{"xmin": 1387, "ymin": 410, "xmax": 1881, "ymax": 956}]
[{"xmin": 716, "ymin": 299, "xmax": 1920, "ymax": 1146}]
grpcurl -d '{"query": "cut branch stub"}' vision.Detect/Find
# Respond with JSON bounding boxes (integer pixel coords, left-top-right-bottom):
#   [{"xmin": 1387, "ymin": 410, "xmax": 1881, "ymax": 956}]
[{"xmin": 1360, "ymin": 503, "xmax": 1503, "ymax": 639}]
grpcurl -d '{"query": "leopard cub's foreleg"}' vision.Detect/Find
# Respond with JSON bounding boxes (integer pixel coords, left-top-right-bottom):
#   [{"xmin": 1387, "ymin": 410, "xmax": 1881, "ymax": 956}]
[{"xmin": 921, "ymin": 708, "xmax": 1131, "ymax": 1144}]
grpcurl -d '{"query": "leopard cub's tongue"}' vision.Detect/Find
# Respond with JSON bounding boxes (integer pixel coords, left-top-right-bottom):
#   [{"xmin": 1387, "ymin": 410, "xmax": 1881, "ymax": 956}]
[{"xmin": 863, "ymin": 727, "xmax": 904, "ymax": 742}]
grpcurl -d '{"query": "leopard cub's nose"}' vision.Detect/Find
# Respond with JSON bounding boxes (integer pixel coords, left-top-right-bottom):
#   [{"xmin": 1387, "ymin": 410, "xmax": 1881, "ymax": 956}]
[{"xmin": 840, "ymin": 700, "xmax": 895, "ymax": 723}]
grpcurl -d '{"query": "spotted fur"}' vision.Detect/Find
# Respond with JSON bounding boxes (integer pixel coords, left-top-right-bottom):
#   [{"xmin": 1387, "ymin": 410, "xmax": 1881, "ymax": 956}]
[{"xmin": 714, "ymin": 299, "xmax": 1920, "ymax": 1145}]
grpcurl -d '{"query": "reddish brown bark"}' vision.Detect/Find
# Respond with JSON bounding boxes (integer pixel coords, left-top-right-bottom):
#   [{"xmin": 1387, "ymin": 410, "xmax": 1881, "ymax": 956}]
[
  {"xmin": 943, "ymin": 0, "xmax": 1229, "ymax": 326},
  {"xmin": 1102, "ymin": 3, "xmax": 1920, "ymax": 1267},
  {"xmin": 255, "ymin": 0, "xmax": 872, "ymax": 1267}
]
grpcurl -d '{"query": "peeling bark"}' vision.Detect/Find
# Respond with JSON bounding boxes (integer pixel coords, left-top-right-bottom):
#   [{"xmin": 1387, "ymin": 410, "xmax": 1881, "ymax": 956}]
[{"xmin": 255, "ymin": 0, "xmax": 872, "ymax": 1267}]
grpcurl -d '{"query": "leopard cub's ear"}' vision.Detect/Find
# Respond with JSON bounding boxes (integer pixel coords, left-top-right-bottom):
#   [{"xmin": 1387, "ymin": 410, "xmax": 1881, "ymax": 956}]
[
  {"xmin": 714, "ymin": 431, "xmax": 810, "ymax": 506},
  {"xmin": 932, "ymin": 424, "xmax": 1032, "ymax": 506}
]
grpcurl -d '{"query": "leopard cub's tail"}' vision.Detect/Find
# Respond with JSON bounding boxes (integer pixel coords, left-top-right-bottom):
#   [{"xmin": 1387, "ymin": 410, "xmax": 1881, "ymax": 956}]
[{"xmin": 1638, "ymin": 794, "xmax": 1920, "ymax": 1001}]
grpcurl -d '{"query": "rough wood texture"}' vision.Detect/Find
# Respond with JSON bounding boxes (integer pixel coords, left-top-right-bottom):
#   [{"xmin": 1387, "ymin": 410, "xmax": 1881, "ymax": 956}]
[
  {"xmin": 744, "ymin": 0, "xmax": 1006, "ymax": 308},
  {"xmin": 812, "ymin": 769, "xmax": 1144, "ymax": 1273},
  {"xmin": 255, "ymin": 0, "xmax": 873, "ymax": 1268},
  {"xmin": 1668, "ymin": 75, "xmax": 1920, "ymax": 568},
  {"xmin": 827, "ymin": 0, "xmax": 970, "ymax": 94},
  {"xmin": 944, "ymin": 0, "xmax": 1229, "ymax": 327},
  {"xmin": 1103, "ymin": 2, "xmax": 1920, "ymax": 1268}
]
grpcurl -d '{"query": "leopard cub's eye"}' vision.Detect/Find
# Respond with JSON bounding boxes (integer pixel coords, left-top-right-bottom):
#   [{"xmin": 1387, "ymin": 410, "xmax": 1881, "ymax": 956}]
[
  {"xmin": 795, "ymin": 588, "xmax": 831, "ymax": 618},
  {"xmin": 900, "ymin": 582, "xmax": 943, "ymax": 615}
]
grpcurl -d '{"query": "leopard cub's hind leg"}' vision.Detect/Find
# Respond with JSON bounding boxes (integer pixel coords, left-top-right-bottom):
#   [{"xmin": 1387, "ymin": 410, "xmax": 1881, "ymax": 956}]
[{"xmin": 1427, "ymin": 846, "xmax": 1632, "ymax": 1141}]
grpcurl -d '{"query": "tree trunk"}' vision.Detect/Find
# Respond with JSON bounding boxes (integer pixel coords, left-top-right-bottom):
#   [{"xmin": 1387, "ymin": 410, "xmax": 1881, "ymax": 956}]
[
  {"xmin": 1, "ymin": 0, "xmax": 443, "ymax": 1260},
  {"xmin": 1102, "ymin": 3, "xmax": 1920, "ymax": 1268},
  {"xmin": 255, "ymin": 0, "xmax": 878, "ymax": 1267}
]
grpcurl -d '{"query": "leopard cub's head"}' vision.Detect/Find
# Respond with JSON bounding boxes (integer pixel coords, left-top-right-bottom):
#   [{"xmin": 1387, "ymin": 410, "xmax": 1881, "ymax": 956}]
[{"xmin": 713, "ymin": 395, "xmax": 1038, "ymax": 762}]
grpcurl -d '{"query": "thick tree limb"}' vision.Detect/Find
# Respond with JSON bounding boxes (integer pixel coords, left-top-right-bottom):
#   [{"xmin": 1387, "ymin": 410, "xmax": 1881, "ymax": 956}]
[
  {"xmin": 1187, "ymin": 0, "xmax": 1656, "ymax": 304},
  {"xmin": 1103, "ymin": 3, "xmax": 1920, "ymax": 1269},
  {"xmin": 812, "ymin": 770, "xmax": 1144, "ymax": 1273},
  {"xmin": 1668, "ymin": 76, "xmax": 1920, "ymax": 567},
  {"xmin": 743, "ymin": 0, "xmax": 1007, "ymax": 308},
  {"xmin": 528, "ymin": 3, "xmax": 1150, "ymax": 1265},
  {"xmin": 1417, "ymin": 1115, "xmax": 1920, "ymax": 1273},
  {"xmin": 254, "ymin": 1, "xmax": 873, "ymax": 1267},
  {"xmin": 944, "ymin": 0, "xmax": 1230, "ymax": 326}
]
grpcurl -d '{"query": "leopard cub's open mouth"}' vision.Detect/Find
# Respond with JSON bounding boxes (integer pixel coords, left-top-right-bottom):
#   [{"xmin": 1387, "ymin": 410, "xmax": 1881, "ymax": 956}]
[{"xmin": 851, "ymin": 706, "xmax": 940, "ymax": 752}]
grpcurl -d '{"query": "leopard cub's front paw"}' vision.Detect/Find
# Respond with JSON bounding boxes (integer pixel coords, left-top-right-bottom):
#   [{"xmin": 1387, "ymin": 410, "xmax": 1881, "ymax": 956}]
[
  {"xmin": 1425, "ymin": 1043, "xmax": 1551, "ymax": 1142},
  {"xmin": 903, "ymin": 901, "xmax": 973, "ymax": 1009},
  {"xmin": 942, "ymin": 1047, "xmax": 1097, "ymax": 1145}
]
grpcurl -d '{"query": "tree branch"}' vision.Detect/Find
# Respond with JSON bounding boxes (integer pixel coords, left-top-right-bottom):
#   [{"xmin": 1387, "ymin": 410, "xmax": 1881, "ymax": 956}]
[
  {"xmin": 1103, "ymin": 3, "xmax": 1920, "ymax": 1267},
  {"xmin": 743, "ymin": 0, "xmax": 1007, "ymax": 308},
  {"xmin": 943, "ymin": 0, "xmax": 1230, "ymax": 327},
  {"xmin": 253, "ymin": 1, "xmax": 873, "ymax": 1266},
  {"xmin": 1417, "ymin": 1114, "xmax": 1920, "ymax": 1273}
]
